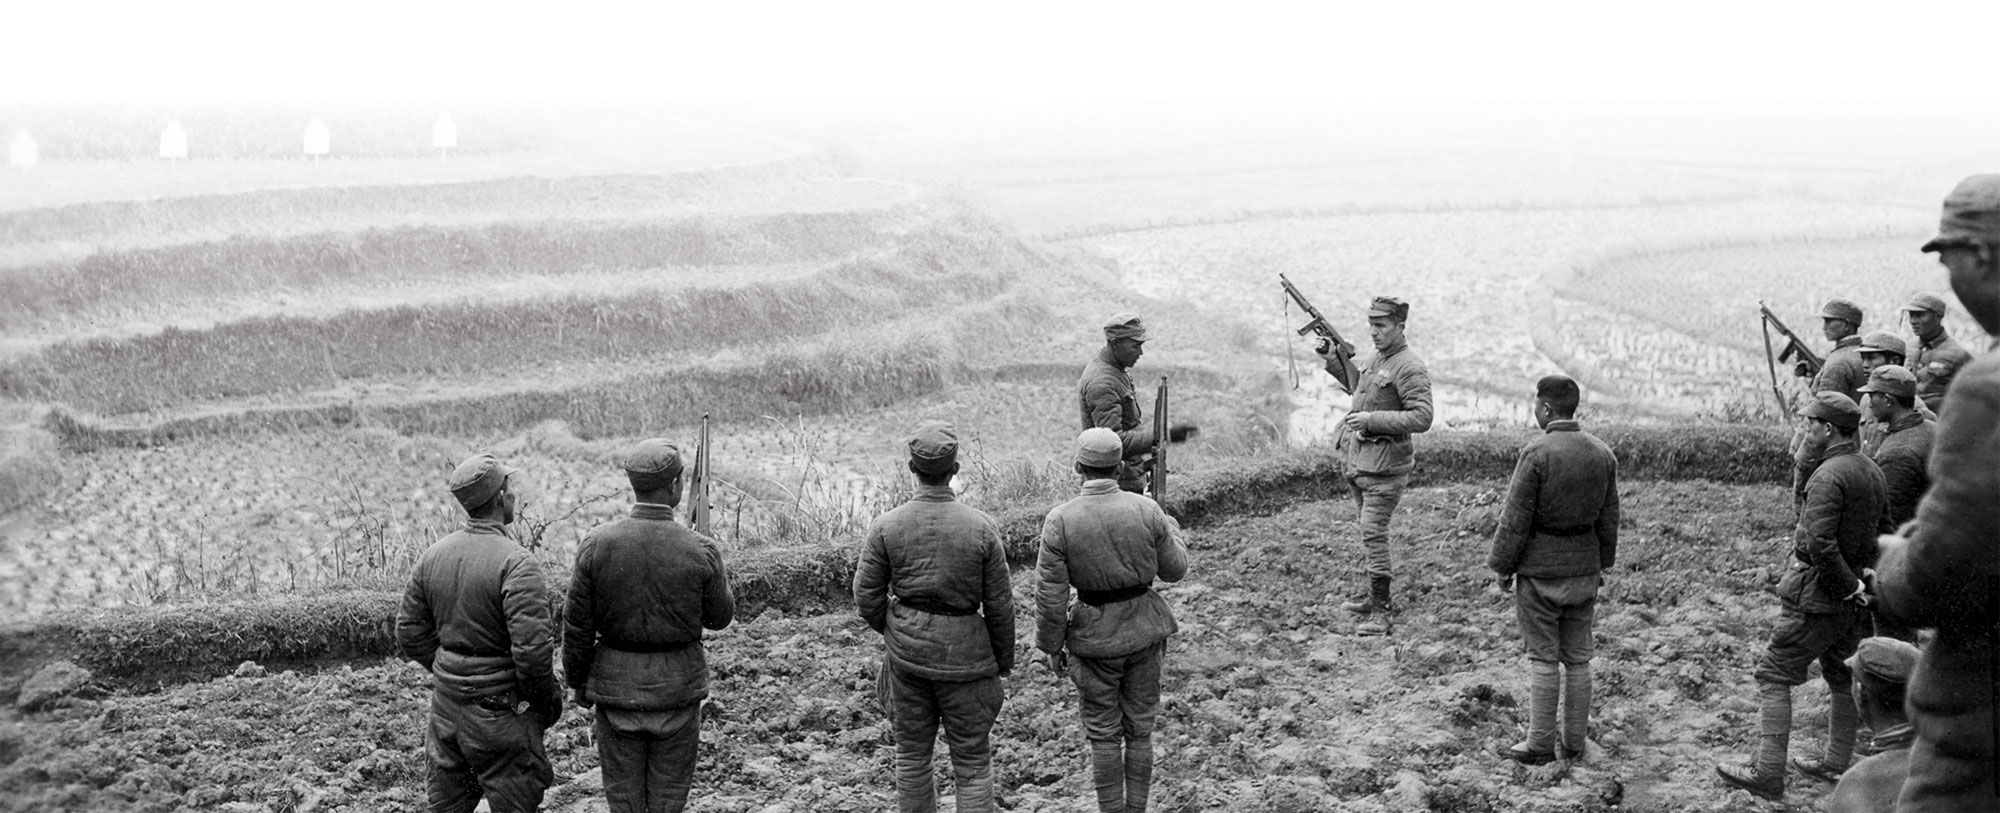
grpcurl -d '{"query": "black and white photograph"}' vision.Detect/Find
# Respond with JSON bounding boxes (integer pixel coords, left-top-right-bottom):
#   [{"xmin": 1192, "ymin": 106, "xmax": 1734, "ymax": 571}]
[{"xmin": 2, "ymin": 2, "xmax": 1998, "ymax": 811}]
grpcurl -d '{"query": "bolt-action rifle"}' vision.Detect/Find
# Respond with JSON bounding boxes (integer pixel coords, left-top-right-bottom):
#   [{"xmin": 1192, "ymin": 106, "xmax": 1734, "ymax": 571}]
[
  {"xmin": 1281, "ymin": 274, "xmax": 1362, "ymax": 394},
  {"xmin": 1150, "ymin": 376, "xmax": 1168, "ymax": 501},
  {"xmin": 688, "ymin": 413, "xmax": 713, "ymax": 535}
]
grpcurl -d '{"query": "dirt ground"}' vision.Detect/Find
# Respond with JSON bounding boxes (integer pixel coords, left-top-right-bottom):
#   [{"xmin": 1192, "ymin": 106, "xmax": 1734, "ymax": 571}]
[{"xmin": 2, "ymin": 478, "xmax": 1850, "ymax": 812}]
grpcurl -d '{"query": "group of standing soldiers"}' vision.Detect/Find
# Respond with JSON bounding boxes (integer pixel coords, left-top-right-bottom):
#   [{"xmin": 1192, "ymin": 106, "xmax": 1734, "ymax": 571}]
[{"xmin": 388, "ymin": 174, "xmax": 2000, "ymax": 813}]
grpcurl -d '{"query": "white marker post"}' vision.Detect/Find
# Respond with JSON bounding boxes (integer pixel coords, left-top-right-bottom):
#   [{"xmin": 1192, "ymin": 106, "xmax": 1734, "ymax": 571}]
[
  {"xmin": 8, "ymin": 131, "xmax": 37, "ymax": 167},
  {"xmin": 432, "ymin": 112, "xmax": 456, "ymax": 160},
  {"xmin": 303, "ymin": 119, "xmax": 330, "ymax": 161},
  {"xmin": 159, "ymin": 120, "xmax": 188, "ymax": 161}
]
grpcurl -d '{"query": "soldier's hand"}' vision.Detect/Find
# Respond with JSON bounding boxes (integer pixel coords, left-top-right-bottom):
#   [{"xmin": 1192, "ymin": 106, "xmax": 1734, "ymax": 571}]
[
  {"xmin": 1792, "ymin": 360, "xmax": 1813, "ymax": 379},
  {"xmin": 573, "ymin": 688, "xmax": 594, "ymax": 710},
  {"xmin": 1343, "ymin": 411, "xmax": 1370, "ymax": 431},
  {"xmin": 1045, "ymin": 650, "xmax": 1067, "ymax": 674},
  {"xmin": 1167, "ymin": 422, "xmax": 1199, "ymax": 443},
  {"xmin": 1313, "ymin": 336, "xmax": 1334, "ymax": 356}
]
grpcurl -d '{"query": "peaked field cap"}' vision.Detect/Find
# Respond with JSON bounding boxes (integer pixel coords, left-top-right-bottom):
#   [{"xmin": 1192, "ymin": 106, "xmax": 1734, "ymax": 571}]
[
  {"xmin": 449, "ymin": 453, "xmax": 518, "ymax": 510},
  {"xmin": 1103, "ymin": 313, "xmax": 1148, "ymax": 341},
  {"xmin": 1858, "ymin": 364, "xmax": 1918, "ymax": 399},
  {"xmin": 908, "ymin": 420, "xmax": 959, "ymax": 473},
  {"xmin": 1076, "ymin": 427, "xmax": 1123, "ymax": 468},
  {"xmin": 1368, "ymin": 296, "xmax": 1410, "ymax": 320},
  {"xmin": 1859, "ymin": 331, "xmax": 1907, "ymax": 357},
  {"xmin": 1922, "ymin": 174, "xmax": 2000, "ymax": 252},
  {"xmin": 1904, "ymin": 292, "xmax": 1949, "ymax": 314},
  {"xmin": 1848, "ymin": 636, "xmax": 1920, "ymax": 684},
  {"xmin": 1819, "ymin": 298, "xmax": 1863, "ymax": 325},
  {"xmin": 623, "ymin": 438, "xmax": 684, "ymax": 475},
  {"xmin": 1797, "ymin": 391, "xmax": 1863, "ymax": 430}
]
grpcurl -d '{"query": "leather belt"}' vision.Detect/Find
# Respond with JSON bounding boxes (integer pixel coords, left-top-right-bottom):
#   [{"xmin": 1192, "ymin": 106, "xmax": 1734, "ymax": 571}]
[
  {"xmin": 1534, "ymin": 524, "xmax": 1594, "ymax": 537},
  {"xmin": 1078, "ymin": 585, "xmax": 1151, "ymax": 607},
  {"xmin": 898, "ymin": 596, "xmax": 977, "ymax": 616},
  {"xmin": 443, "ymin": 643, "xmax": 507, "ymax": 658}
]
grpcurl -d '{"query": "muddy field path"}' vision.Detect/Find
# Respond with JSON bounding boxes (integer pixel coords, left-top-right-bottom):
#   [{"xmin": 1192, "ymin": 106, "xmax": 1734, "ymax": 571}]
[{"xmin": 3, "ymin": 477, "xmax": 1840, "ymax": 813}]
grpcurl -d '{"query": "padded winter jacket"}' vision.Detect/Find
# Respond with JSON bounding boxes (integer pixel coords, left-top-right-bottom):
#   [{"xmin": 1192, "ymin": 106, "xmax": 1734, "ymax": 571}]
[
  {"xmin": 564, "ymin": 504, "xmax": 734, "ymax": 711},
  {"xmin": 1035, "ymin": 479, "xmax": 1188, "ymax": 659},
  {"xmin": 1487, "ymin": 420, "xmax": 1619, "ymax": 579},
  {"xmin": 1777, "ymin": 440, "xmax": 1884, "ymax": 614},
  {"xmin": 1335, "ymin": 338, "xmax": 1433, "ymax": 476},
  {"xmin": 1078, "ymin": 347, "xmax": 1156, "ymax": 486},
  {"xmin": 1869, "ymin": 411, "xmax": 1933, "ymax": 533},
  {"xmin": 396, "ymin": 519, "xmax": 560, "ymax": 711},
  {"xmin": 1814, "ymin": 336, "xmax": 1868, "ymax": 404},
  {"xmin": 854, "ymin": 485, "xmax": 1015, "ymax": 681},
  {"xmin": 1875, "ymin": 347, "xmax": 2000, "ymax": 813},
  {"xmin": 1910, "ymin": 330, "xmax": 1972, "ymax": 414}
]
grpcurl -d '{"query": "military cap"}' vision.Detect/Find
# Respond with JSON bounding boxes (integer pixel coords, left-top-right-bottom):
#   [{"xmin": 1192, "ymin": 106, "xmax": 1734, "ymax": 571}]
[
  {"xmin": 448, "ymin": 453, "xmax": 519, "ymax": 511},
  {"xmin": 623, "ymin": 438, "xmax": 684, "ymax": 491},
  {"xmin": 1922, "ymin": 174, "xmax": 2000, "ymax": 252},
  {"xmin": 907, "ymin": 420, "xmax": 959, "ymax": 474},
  {"xmin": 1076, "ymin": 427, "xmax": 1124, "ymax": 468},
  {"xmin": 1103, "ymin": 313, "xmax": 1149, "ymax": 342},
  {"xmin": 1367, "ymin": 295, "xmax": 1410, "ymax": 321},
  {"xmin": 1858, "ymin": 364, "xmax": 1918, "ymax": 400},
  {"xmin": 1847, "ymin": 636, "xmax": 1920, "ymax": 684},
  {"xmin": 1797, "ymin": 391, "xmax": 1863, "ymax": 430},
  {"xmin": 1859, "ymin": 331, "xmax": 1907, "ymax": 358},
  {"xmin": 1903, "ymin": 292, "xmax": 1949, "ymax": 315},
  {"xmin": 1818, "ymin": 298, "xmax": 1863, "ymax": 326}
]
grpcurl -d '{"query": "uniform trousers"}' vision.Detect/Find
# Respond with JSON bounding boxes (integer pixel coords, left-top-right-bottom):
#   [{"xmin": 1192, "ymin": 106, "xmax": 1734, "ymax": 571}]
[
  {"xmin": 884, "ymin": 663, "xmax": 1004, "ymax": 813},
  {"xmin": 594, "ymin": 703, "xmax": 702, "ymax": 813},
  {"xmin": 424, "ymin": 690, "xmax": 553, "ymax": 813},
  {"xmin": 1346, "ymin": 472, "xmax": 1409, "ymax": 579}
]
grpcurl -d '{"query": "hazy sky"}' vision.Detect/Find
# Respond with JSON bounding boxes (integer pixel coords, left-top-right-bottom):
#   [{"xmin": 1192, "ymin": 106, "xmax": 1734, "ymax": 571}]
[{"xmin": 5, "ymin": 1, "xmax": 1993, "ymax": 116}]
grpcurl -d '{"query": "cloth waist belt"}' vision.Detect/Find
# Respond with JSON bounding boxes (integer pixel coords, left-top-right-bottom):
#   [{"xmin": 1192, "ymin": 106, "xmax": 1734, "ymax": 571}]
[
  {"xmin": 1534, "ymin": 524, "xmax": 1594, "ymax": 537},
  {"xmin": 898, "ymin": 597, "xmax": 977, "ymax": 616},
  {"xmin": 1078, "ymin": 584, "xmax": 1151, "ymax": 607},
  {"xmin": 602, "ymin": 637, "xmax": 694, "ymax": 653},
  {"xmin": 443, "ymin": 643, "xmax": 507, "ymax": 658}
]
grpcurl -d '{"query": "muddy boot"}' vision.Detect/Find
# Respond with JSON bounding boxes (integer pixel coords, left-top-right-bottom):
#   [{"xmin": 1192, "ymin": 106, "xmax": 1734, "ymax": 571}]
[
  {"xmin": 1561, "ymin": 661, "xmax": 1591, "ymax": 760},
  {"xmin": 1090, "ymin": 741, "xmax": 1124, "ymax": 813},
  {"xmin": 1498, "ymin": 660, "xmax": 1560, "ymax": 763},
  {"xmin": 1338, "ymin": 583, "xmax": 1376, "ymax": 614},
  {"xmin": 1123, "ymin": 736, "xmax": 1154, "ymax": 813},
  {"xmin": 1716, "ymin": 681, "xmax": 1790, "ymax": 801},
  {"xmin": 1355, "ymin": 577, "xmax": 1394, "ymax": 635},
  {"xmin": 1794, "ymin": 687, "xmax": 1858, "ymax": 783}
]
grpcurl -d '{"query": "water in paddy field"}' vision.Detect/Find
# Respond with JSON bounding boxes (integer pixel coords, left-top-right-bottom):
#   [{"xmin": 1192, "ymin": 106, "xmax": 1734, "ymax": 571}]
[{"xmin": 1287, "ymin": 377, "xmax": 1531, "ymax": 447}]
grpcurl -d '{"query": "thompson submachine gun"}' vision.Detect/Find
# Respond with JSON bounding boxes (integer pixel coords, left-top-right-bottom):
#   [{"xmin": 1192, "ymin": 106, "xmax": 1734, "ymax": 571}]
[{"xmin": 1281, "ymin": 273, "xmax": 1362, "ymax": 394}]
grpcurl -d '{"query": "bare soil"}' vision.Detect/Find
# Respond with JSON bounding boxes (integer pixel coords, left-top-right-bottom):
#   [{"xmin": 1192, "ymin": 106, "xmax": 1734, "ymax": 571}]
[{"xmin": 1, "ymin": 478, "xmax": 1844, "ymax": 812}]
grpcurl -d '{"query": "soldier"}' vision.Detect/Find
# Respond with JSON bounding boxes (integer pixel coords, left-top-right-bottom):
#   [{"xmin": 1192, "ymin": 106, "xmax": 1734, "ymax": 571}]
[
  {"xmin": 1858, "ymin": 330, "xmax": 1907, "ymax": 369},
  {"xmin": 565, "ymin": 439, "xmax": 735, "ymax": 813},
  {"xmin": 854, "ymin": 421, "xmax": 1014, "ymax": 813},
  {"xmin": 1827, "ymin": 637, "xmax": 1922, "ymax": 813},
  {"xmin": 1859, "ymin": 365, "xmax": 1933, "ymax": 533},
  {"xmin": 1857, "ymin": 335, "xmax": 1935, "ymax": 454},
  {"xmin": 1810, "ymin": 298, "xmax": 1869, "ymax": 403},
  {"xmin": 1037, "ymin": 427, "xmax": 1189, "ymax": 813},
  {"xmin": 1487, "ymin": 375, "xmax": 1618, "ymax": 765},
  {"xmin": 1874, "ymin": 172, "xmax": 2000, "ymax": 813},
  {"xmin": 1318, "ymin": 295, "xmax": 1433, "ymax": 636},
  {"xmin": 1904, "ymin": 292, "xmax": 1974, "ymax": 415},
  {"xmin": 1078, "ymin": 313, "xmax": 1193, "ymax": 495},
  {"xmin": 396, "ymin": 453, "xmax": 561, "ymax": 813},
  {"xmin": 1717, "ymin": 393, "xmax": 1884, "ymax": 801}
]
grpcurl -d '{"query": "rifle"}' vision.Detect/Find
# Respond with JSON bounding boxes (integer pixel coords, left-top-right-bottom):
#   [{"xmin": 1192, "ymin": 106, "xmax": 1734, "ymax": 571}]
[
  {"xmin": 688, "ymin": 413, "xmax": 713, "ymax": 535},
  {"xmin": 1150, "ymin": 376, "xmax": 1168, "ymax": 500},
  {"xmin": 1758, "ymin": 301, "xmax": 1824, "ymax": 380},
  {"xmin": 1280, "ymin": 274, "xmax": 1362, "ymax": 394}
]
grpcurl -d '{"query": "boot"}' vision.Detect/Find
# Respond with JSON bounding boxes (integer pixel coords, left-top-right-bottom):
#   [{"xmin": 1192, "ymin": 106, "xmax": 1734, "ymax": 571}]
[
  {"xmin": 1561, "ymin": 662, "xmax": 1591, "ymax": 760},
  {"xmin": 1090, "ymin": 741, "xmax": 1123, "ymax": 813},
  {"xmin": 1794, "ymin": 688, "xmax": 1859, "ymax": 783},
  {"xmin": 1338, "ymin": 582, "xmax": 1376, "ymax": 614},
  {"xmin": 1354, "ymin": 577, "xmax": 1394, "ymax": 635},
  {"xmin": 1716, "ymin": 681, "xmax": 1790, "ymax": 801},
  {"xmin": 1123, "ymin": 736, "xmax": 1154, "ymax": 813}
]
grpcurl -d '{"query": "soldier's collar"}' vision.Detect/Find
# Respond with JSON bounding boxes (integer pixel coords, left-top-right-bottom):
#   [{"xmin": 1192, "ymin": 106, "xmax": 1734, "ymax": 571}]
[{"xmin": 1834, "ymin": 335, "xmax": 1862, "ymax": 348}]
